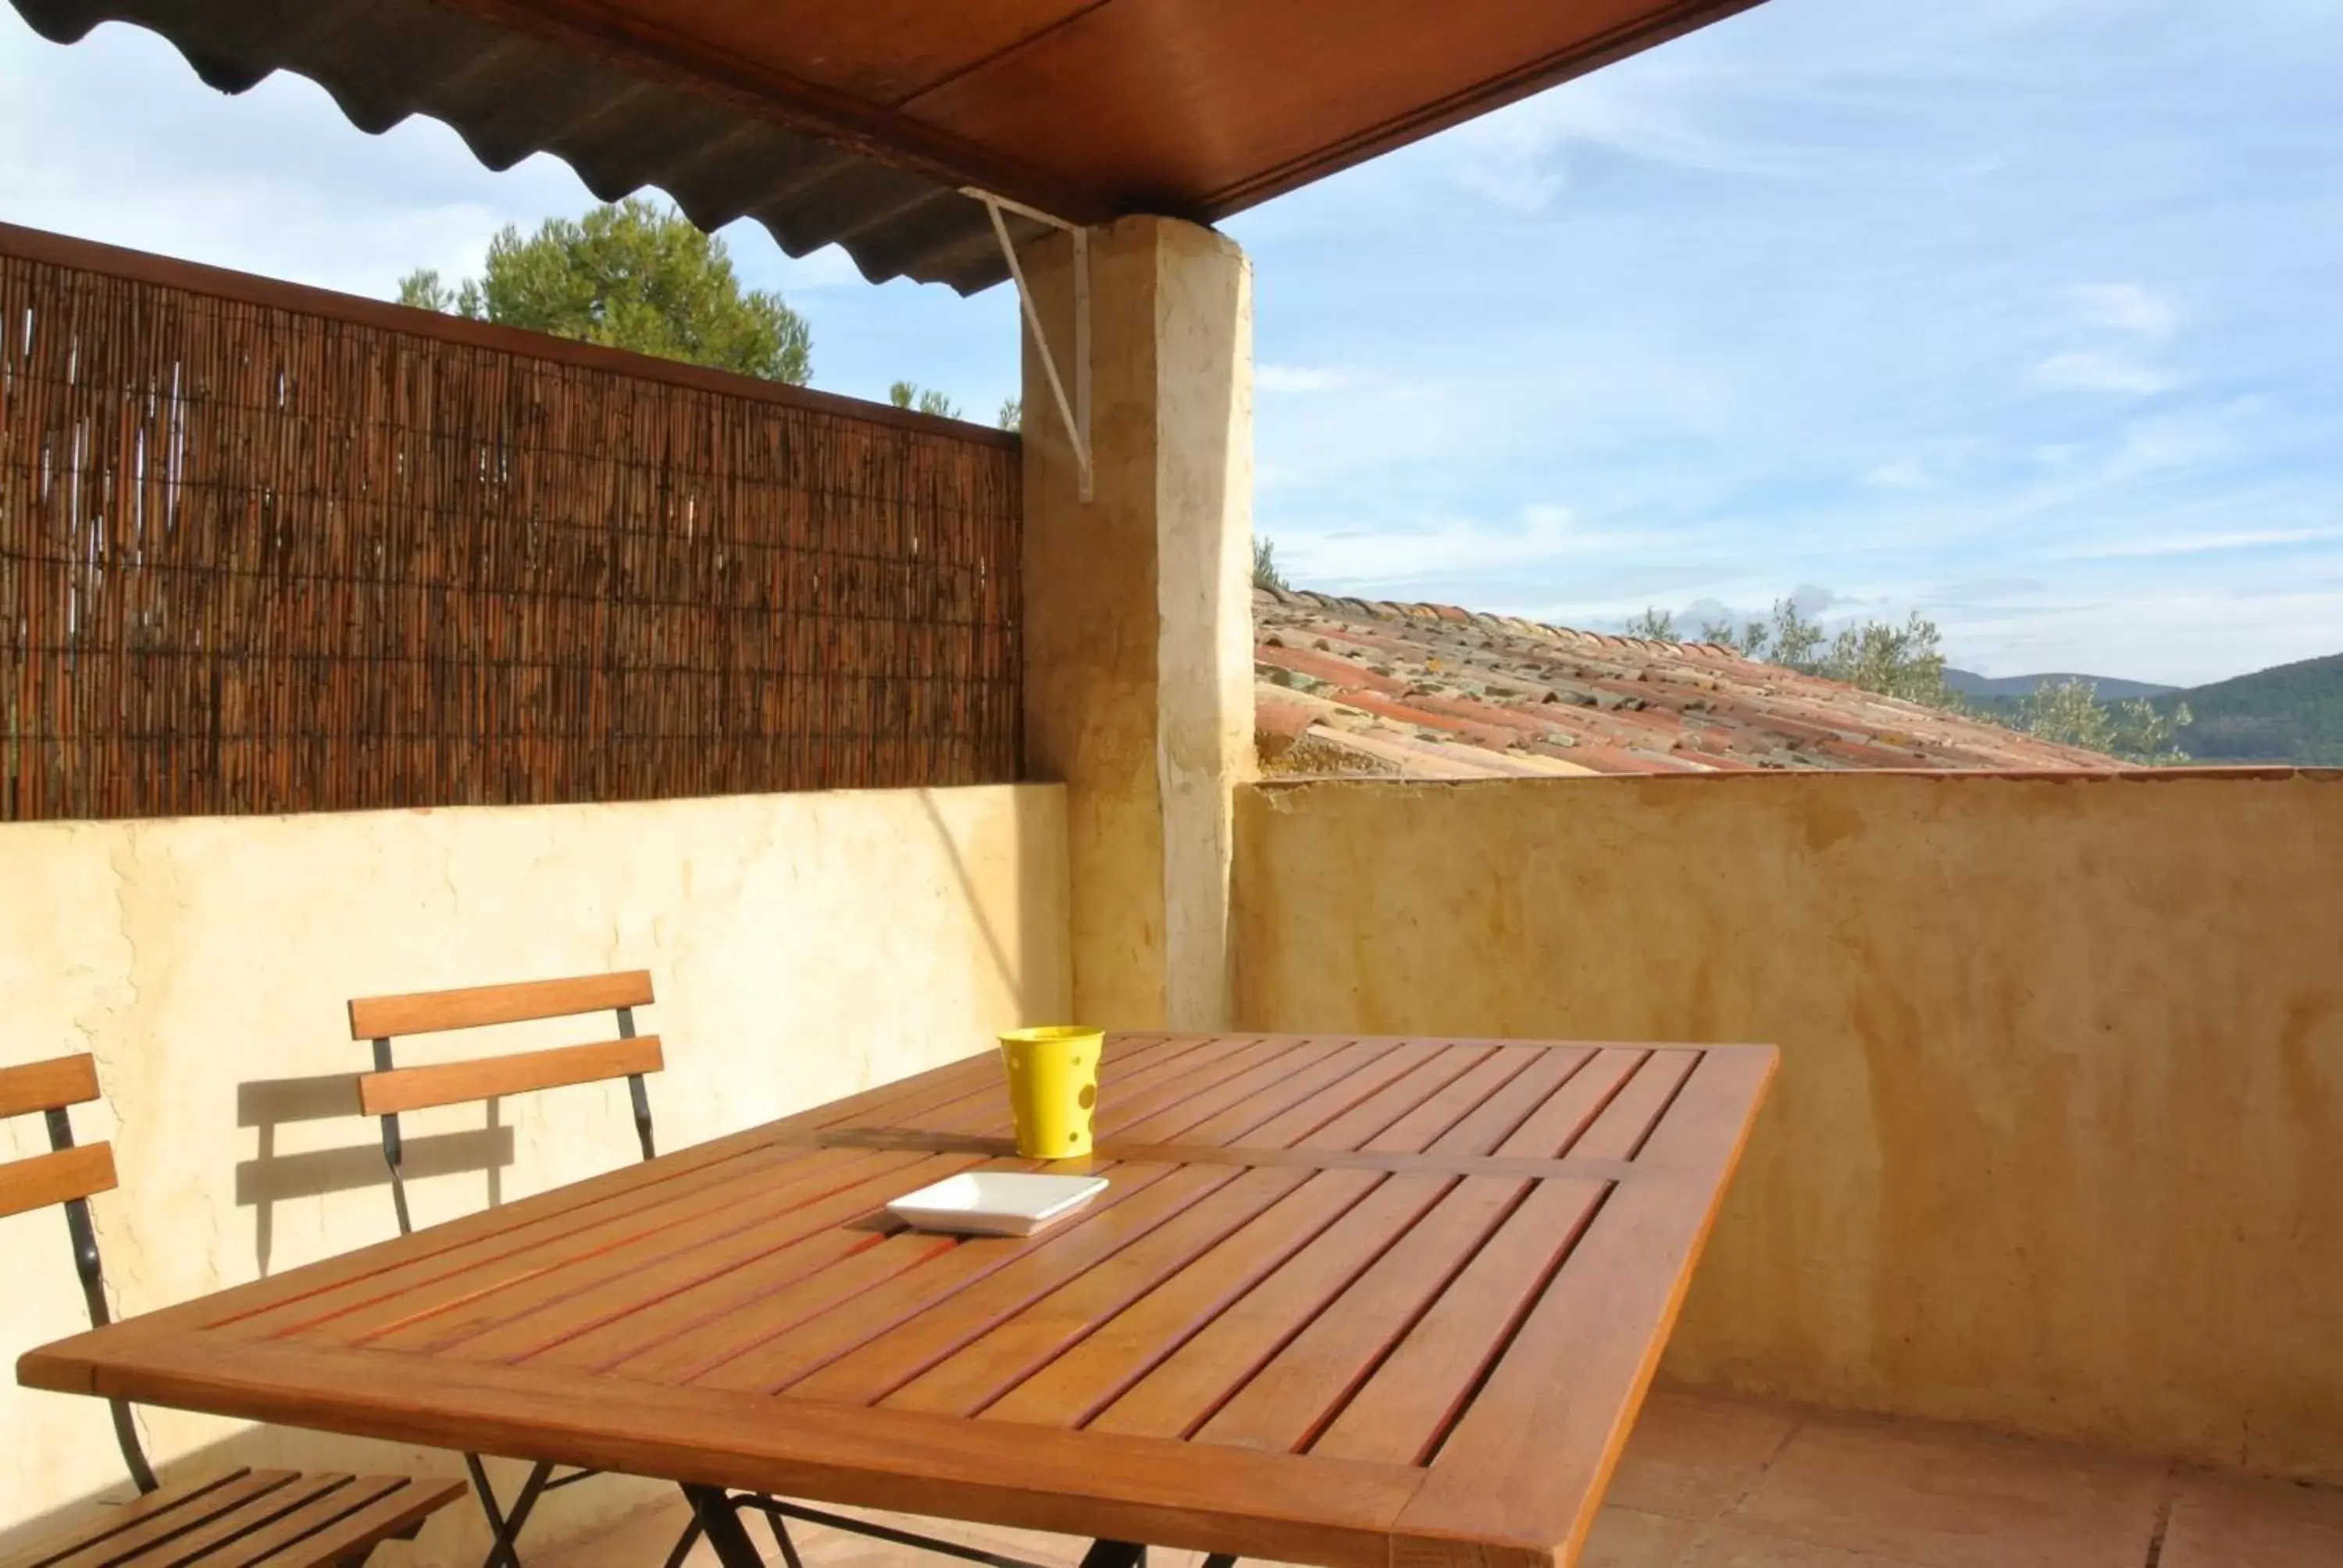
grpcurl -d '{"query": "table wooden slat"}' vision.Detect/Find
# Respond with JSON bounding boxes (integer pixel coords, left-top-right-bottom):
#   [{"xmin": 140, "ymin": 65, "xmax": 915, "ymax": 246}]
[
  {"xmin": 1311, "ymin": 1177, "xmax": 1610, "ymax": 1466},
  {"xmin": 783, "ymin": 1165, "xmax": 1257, "ymax": 1405},
  {"xmin": 1217, "ymin": 1041, "xmax": 1442, "ymax": 1149},
  {"xmin": 29, "ymin": 1335, "xmax": 1423, "ymax": 1568},
  {"xmin": 1396, "ymin": 1047, "xmax": 1774, "ymax": 1566},
  {"xmin": 1492, "ymin": 1046, "xmax": 1651, "ymax": 1159},
  {"xmin": 21, "ymin": 1033, "xmax": 1774, "ymax": 1568},
  {"xmin": 1146, "ymin": 1039, "xmax": 1410, "ymax": 1149},
  {"xmin": 1076, "ymin": 1171, "xmax": 1460, "ymax": 1441},
  {"xmin": 690, "ymin": 1163, "xmax": 1196, "ymax": 1396},
  {"xmin": 1105, "ymin": 1038, "xmax": 1360, "ymax": 1143},
  {"xmin": 1193, "ymin": 1175, "xmax": 1532, "ymax": 1455},
  {"xmin": 883, "ymin": 1167, "xmax": 1328, "ymax": 1418},
  {"xmin": 1569, "ymin": 1049, "xmax": 1701, "ymax": 1160},
  {"xmin": 433, "ymin": 1152, "xmax": 997, "ymax": 1363},
  {"xmin": 978, "ymin": 1168, "xmax": 1403, "ymax": 1431},
  {"xmin": 918, "ymin": 1035, "xmax": 1216, "ymax": 1138},
  {"xmin": 1364, "ymin": 1047, "xmax": 1541, "ymax": 1155},
  {"xmin": 205, "ymin": 1128, "xmax": 808, "ymax": 1341},
  {"xmin": 1426, "ymin": 1046, "xmax": 1592, "ymax": 1156},
  {"xmin": 285, "ymin": 1149, "xmax": 908, "ymax": 1349},
  {"xmin": 1292, "ymin": 1045, "xmax": 1497, "ymax": 1153}
]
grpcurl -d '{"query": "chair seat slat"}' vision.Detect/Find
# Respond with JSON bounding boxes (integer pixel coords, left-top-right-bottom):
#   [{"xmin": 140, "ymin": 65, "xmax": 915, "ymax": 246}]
[
  {"xmin": 0, "ymin": 1474, "xmax": 464, "ymax": 1568},
  {"xmin": 0, "ymin": 1473, "xmax": 256, "ymax": 1568},
  {"xmin": 222, "ymin": 1478, "xmax": 467, "ymax": 1568},
  {"xmin": 26, "ymin": 1473, "xmax": 305, "ymax": 1568}
]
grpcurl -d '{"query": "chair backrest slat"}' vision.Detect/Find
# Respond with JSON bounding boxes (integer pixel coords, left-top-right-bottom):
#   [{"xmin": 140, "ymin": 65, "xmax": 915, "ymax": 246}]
[
  {"xmin": 0, "ymin": 1142, "xmax": 117, "ymax": 1221},
  {"xmin": 350, "ymin": 971, "xmax": 664, "ymax": 1232},
  {"xmin": 357, "ymin": 1036, "xmax": 665, "ymax": 1117},
  {"xmin": 348, "ymin": 970, "xmax": 654, "ymax": 1040},
  {"xmin": 1, "ymin": 1049, "xmax": 157, "ymax": 1493},
  {"xmin": 0, "ymin": 1053, "xmax": 103, "ymax": 1120}
]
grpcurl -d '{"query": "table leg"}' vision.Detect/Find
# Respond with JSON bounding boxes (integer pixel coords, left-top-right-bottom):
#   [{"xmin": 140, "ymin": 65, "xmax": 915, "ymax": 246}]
[
  {"xmin": 470, "ymin": 1456, "xmax": 556, "ymax": 1568},
  {"xmin": 1076, "ymin": 1543, "xmax": 1145, "ymax": 1568},
  {"xmin": 694, "ymin": 1497, "xmax": 1230, "ymax": 1568},
  {"xmin": 684, "ymin": 1485, "xmax": 766, "ymax": 1568}
]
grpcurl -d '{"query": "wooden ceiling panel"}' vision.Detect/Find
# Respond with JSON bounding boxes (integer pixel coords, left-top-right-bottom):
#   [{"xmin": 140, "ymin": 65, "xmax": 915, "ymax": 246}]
[
  {"xmin": 897, "ymin": 0, "xmax": 1760, "ymax": 215},
  {"xmin": 16, "ymin": 0, "xmax": 1761, "ymax": 287},
  {"xmin": 525, "ymin": 0, "xmax": 1100, "ymax": 104}
]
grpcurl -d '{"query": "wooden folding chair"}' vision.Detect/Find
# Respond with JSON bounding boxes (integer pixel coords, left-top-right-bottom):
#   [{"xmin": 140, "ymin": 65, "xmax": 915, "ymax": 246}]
[
  {"xmin": 2, "ymin": 1053, "xmax": 463, "ymax": 1568},
  {"xmin": 348, "ymin": 971, "xmax": 665, "ymax": 1568}
]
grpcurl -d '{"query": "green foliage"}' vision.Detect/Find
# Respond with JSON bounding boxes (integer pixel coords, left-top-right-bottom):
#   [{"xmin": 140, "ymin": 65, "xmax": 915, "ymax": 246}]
[
  {"xmin": 889, "ymin": 380, "xmax": 961, "ymax": 419},
  {"xmin": 1707, "ymin": 597, "xmax": 2201, "ymax": 762},
  {"xmin": 1624, "ymin": 608, "xmax": 1679, "ymax": 640},
  {"xmin": 998, "ymin": 395, "xmax": 1022, "ymax": 433},
  {"xmin": 1702, "ymin": 599, "xmax": 1947, "ymax": 703},
  {"xmin": 2159, "ymin": 653, "xmax": 2343, "ymax": 765},
  {"xmin": 394, "ymin": 269, "xmax": 465, "ymax": 314},
  {"xmin": 2018, "ymin": 679, "xmax": 2193, "ymax": 764},
  {"xmin": 394, "ymin": 198, "xmax": 811, "ymax": 384},
  {"xmin": 1817, "ymin": 612, "xmax": 1953, "ymax": 706},
  {"xmin": 1702, "ymin": 598, "xmax": 1825, "ymax": 668},
  {"xmin": 1252, "ymin": 536, "xmax": 1290, "ymax": 593}
]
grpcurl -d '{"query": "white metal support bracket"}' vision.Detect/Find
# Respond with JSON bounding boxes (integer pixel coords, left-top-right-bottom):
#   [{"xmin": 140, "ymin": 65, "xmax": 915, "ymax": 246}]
[{"xmin": 972, "ymin": 189, "xmax": 1092, "ymax": 503}]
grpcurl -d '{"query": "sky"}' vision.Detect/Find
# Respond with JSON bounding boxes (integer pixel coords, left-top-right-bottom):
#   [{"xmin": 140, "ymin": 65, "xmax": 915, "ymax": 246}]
[{"xmin": 2, "ymin": 0, "xmax": 2338, "ymax": 686}]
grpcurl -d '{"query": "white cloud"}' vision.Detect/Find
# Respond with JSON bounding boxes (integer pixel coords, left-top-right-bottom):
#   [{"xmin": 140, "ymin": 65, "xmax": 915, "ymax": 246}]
[
  {"xmin": 2070, "ymin": 283, "xmax": 2180, "ymax": 339},
  {"xmin": 1278, "ymin": 503, "xmax": 1676, "ymax": 590},
  {"xmin": 1867, "ymin": 458, "xmax": 1933, "ymax": 488},
  {"xmin": 1435, "ymin": 60, "xmax": 1878, "ymax": 214},
  {"xmin": 2032, "ymin": 351, "xmax": 2175, "ymax": 396},
  {"xmin": 2052, "ymin": 525, "xmax": 2343, "ymax": 561},
  {"xmin": 1256, "ymin": 363, "xmax": 1350, "ymax": 394}
]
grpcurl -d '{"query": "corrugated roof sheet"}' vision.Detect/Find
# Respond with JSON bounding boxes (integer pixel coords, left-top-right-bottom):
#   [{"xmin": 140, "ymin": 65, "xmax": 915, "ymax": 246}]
[
  {"xmin": 1255, "ymin": 588, "xmax": 2124, "ymax": 777},
  {"xmin": 10, "ymin": 0, "xmax": 1050, "ymax": 293}
]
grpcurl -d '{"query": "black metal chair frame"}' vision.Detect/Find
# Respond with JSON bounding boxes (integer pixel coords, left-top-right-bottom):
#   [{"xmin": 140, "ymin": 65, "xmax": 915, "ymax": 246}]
[
  {"xmin": 366, "ymin": 995, "xmax": 657, "ymax": 1568},
  {"xmin": 18, "ymin": 1078, "xmax": 448, "ymax": 1565},
  {"xmin": 14, "ymin": 1083, "xmax": 453, "ymax": 1566},
  {"xmin": 34, "ymin": 1092, "xmax": 162, "ymax": 1497}
]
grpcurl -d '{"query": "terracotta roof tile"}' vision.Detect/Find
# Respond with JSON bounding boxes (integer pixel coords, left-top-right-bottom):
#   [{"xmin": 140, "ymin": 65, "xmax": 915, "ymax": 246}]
[
  {"xmin": 1256, "ymin": 642, "xmax": 1408, "ymax": 697},
  {"xmin": 1253, "ymin": 588, "xmax": 2121, "ymax": 779}
]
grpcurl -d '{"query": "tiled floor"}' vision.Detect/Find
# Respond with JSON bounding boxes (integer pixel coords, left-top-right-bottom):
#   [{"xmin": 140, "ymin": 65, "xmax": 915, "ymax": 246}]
[{"xmin": 540, "ymin": 1391, "xmax": 2343, "ymax": 1568}]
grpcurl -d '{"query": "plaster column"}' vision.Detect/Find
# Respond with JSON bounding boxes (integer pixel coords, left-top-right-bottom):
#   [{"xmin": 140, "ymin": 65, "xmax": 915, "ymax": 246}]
[{"xmin": 1019, "ymin": 215, "xmax": 1254, "ymax": 1031}]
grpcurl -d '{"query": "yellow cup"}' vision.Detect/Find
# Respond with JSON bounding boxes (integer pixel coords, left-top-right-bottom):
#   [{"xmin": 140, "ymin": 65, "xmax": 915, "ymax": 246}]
[{"xmin": 997, "ymin": 1025, "xmax": 1104, "ymax": 1159}]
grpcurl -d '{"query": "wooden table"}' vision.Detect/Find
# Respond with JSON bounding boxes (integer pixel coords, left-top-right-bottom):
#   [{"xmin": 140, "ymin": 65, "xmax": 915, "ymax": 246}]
[{"xmin": 21, "ymin": 1034, "xmax": 1774, "ymax": 1568}]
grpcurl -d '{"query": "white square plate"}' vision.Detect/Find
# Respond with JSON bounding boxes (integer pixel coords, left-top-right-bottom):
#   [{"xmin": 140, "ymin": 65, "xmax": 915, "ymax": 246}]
[{"xmin": 885, "ymin": 1171, "xmax": 1110, "ymax": 1237}]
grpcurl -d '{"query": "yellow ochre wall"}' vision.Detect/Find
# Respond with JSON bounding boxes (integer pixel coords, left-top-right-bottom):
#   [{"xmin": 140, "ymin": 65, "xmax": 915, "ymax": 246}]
[
  {"xmin": 1230, "ymin": 770, "xmax": 2343, "ymax": 1484},
  {"xmin": 0, "ymin": 784, "xmax": 1068, "ymax": 1561}
]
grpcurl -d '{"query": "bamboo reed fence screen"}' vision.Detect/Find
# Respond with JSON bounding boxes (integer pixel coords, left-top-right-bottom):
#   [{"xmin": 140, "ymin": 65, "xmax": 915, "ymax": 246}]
[{"xmin": 0, "ymin": 223, "xmax": 1022, "ymax": 822}]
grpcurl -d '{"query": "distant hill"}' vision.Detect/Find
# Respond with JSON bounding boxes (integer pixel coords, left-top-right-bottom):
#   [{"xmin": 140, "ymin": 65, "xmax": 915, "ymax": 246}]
[
  {"xmin": 1944, "ymin": 668, "xmax": 2179, "ymax": 701},
  {"xmin": 2158, "ymin": 653, "xmax": 2343, "ymax": 766}
]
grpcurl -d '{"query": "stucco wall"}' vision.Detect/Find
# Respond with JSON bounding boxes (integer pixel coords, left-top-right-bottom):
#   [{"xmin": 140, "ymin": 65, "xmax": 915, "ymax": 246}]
[
  {"xmin": 0, "ymin": 784, "xmax": 1068, "ymax": 1559},
  {"xmin": 1022, "ymin": 216, "xmax": 1254, "ymax": 1032},
  {"xmin": 1230, "ymin": 771, "xmax": 2343, "ymax": 1483}
]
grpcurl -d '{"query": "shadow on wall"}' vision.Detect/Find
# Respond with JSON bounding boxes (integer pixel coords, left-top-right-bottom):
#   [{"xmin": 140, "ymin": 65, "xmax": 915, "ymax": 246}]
[
  {"xmin": 236, "ymin": 1074, "xmax": 514, "ymax": 1275},
  {"xmin": 918, "ymin": 787, "xmax": 1062, "ymax": 1026}
]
